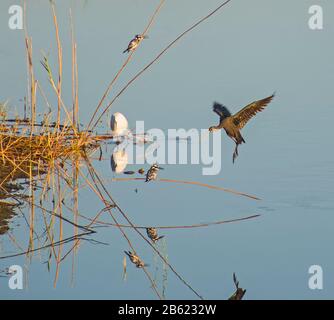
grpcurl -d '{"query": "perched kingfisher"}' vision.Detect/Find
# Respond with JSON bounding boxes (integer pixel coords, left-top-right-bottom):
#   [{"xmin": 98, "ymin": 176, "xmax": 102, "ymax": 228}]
[
  {"xmin": 145, "ymin": 163, "xmax": 164, "ymax": 182},
  {"xmin": 209, "ymin": 93, "xmax": 275, "ymax": 163},
  {"xmin": 123, "ymin": 34, "xmax": 147, "ymax": 54},
  {"xmin": 124, "ymin": 251, "xmax": 145, "ymax": 268},
  {"xmin": 146, "ymin": 227, "xmax": 164, "ymax": 243}
]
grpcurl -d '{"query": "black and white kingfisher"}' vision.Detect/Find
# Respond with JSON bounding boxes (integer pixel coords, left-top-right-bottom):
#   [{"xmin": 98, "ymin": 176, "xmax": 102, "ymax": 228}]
[
  {"xmin": 145, "ymin": 163, "xmax": 164, "ymax": 182},
  {"xmin": 123, "ymin": 34, "xmax": 147, "ymax": 53}
]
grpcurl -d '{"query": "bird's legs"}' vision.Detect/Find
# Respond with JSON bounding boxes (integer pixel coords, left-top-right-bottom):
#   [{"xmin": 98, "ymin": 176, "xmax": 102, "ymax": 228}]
[{"xmin": 232, "ymin": 143, "xmax": 239, "ymax": 164}]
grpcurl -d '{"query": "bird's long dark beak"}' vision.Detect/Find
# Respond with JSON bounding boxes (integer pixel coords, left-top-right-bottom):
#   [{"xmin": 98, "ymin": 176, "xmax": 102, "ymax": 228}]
[
  {"xmin": 143, "ymin": 35, "xmax": 149, "ymax": 39},
  {"xmin": 158, "ymin": 167, "xmax": 164, "ymax": 170}
]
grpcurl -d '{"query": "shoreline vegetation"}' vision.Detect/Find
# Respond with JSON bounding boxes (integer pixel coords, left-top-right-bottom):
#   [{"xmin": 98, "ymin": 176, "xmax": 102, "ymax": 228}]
[{"xmin": 1, "ymin": 0, "xmax": 252, "ymax": 299}]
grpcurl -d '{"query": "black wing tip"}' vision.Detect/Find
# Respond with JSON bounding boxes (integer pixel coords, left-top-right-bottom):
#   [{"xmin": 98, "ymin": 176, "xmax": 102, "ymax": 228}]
[
  {"xmin": 261, "ymin": 92, "xmax": 276, "ymax": 104},
  {"xmin": 269, "ymin": 92, "xmax": 276, "ymax": 99},
  {"xmin": 213, "ymin": 101, "xmax": 229, "ymax": 111}
]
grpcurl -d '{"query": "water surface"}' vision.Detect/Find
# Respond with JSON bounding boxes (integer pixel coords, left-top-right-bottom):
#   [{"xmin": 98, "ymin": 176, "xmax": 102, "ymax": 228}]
[{"xmin": 0, "ymin": 0, "xmax": 333, "ymax": 299}]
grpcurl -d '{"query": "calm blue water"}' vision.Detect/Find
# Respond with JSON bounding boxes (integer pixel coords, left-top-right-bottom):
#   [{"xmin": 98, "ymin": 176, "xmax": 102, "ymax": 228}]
[{"xmin": 0, "ymin": 0, "xmax": 333, "ymax": 299}]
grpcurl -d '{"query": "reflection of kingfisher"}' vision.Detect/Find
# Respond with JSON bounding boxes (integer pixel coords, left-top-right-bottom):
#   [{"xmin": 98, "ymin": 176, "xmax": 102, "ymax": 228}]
[
  {"xmin": 146, "ymin": 227, "xmax": 164, "ymax": 243},
  {"xmin": 145, "ymin": 163, "xmax": 163, "ymax": 182},
  {"xmin": 123, "ymin": 34, "xmax": 147, "ymax": 53},
  {"xmin": 124, "ymin": 251, "xmax": 145, "ymax": 268},
  {"xmin": 209, "ymin": 94, "xmax": 275, "ymax": 163}
]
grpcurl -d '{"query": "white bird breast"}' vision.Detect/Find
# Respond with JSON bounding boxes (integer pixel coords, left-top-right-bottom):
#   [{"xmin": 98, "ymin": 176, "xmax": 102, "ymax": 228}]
[{"xmin": 110, "ymin": 112, "xmax": 129, "ymax": 136}]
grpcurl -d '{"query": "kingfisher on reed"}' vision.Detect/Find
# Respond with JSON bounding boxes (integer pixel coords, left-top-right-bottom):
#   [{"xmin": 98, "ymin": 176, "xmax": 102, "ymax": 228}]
[
  {"xmin": 209, "ymin": 93, "xmax": 275, "ymax": 163},
  {"xmin": 123, "ymin": 34, "xmax": 147, "ymax": 53},
  {"xmin": 145, "ymin": 163, "xmax": 164, "ymax": 182}
]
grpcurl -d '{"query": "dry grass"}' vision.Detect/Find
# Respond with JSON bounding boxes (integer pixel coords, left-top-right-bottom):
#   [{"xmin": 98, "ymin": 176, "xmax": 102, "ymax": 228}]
[{"xmin": 0, "ymin": 130, "xmax": 98, "ymax": 164}]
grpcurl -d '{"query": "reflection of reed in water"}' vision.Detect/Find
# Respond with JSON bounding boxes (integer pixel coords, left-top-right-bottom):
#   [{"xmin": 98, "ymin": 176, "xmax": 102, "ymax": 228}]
[
  {"xmin": 0, "ymin": 159, "xmax": 41, "ymax": 235},
  {"xmin": 0, "ymin": 117, "xmax": 100, "ymax": 289}
]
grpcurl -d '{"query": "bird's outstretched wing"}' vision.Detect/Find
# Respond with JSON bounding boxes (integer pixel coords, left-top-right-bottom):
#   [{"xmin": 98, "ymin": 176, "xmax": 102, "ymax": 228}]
[
  {"xmin": 213, "ymin": 102, "xmax": 231, "ymax": 119},
  {"xmin": 232, "ymin": 93, "xmax": 275, "ymax": 129}
]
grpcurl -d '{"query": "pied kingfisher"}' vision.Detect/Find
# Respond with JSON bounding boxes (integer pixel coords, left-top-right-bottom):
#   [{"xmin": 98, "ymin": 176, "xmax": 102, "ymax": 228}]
[
  {"xmin": 145, "ymin": 163, "xmax": 163, "ymax": 182},
  {"xmin": 123, "ymin": 34, "xmax": 147, "ymax": 54},
  {"xmin": 146, "ymin": 227, "xmax": 164, "ymax": 243},
  {"xmin": 124, "ymin": 251, "xmax": 146, "ymax": 268}
]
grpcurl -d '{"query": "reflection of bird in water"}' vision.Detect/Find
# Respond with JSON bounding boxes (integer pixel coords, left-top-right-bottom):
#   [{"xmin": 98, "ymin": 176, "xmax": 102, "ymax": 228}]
[
  {"xmin": 111, "ymin": 149, "xmax": 128, "ymax": 173},
  {"xmin": 145, "ymin": 163, "xmax": 164, "ymax": 182},
  {"xmin": 228, "ymin": 273, "xmax": 246, "ymax": 300},
  {"xmin": 124, "ymin": 251, "xmax": 146, "ymax": 268},
  {"xmin": 209, "ymin": 93, "xmax": 275, "ymax": 163},
  {"xmin": 146, "ymin": 227, "xmax": 164, "ymax": 243},
  {"xmin": 123, "ymin": 34, "xmax": 147, "ymax": 53},
  {"xmin": 138, "ymin": 168, "xmax": 145, "ymax": 175}
]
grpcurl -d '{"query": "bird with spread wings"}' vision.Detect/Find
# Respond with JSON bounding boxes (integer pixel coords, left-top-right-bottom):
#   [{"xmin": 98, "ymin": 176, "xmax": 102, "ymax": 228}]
[{"xmin": 209, "ymin": 93, "xmax": 275, "ymax": 163}]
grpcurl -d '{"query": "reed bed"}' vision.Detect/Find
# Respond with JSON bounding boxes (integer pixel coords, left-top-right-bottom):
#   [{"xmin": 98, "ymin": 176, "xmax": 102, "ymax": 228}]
[{"xmin": 0, "ymin": 129, "xmax": 98, "ymax": 163}]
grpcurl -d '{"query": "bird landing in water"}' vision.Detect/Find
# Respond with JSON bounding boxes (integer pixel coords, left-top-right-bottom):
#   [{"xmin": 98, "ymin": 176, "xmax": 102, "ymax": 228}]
[
  {"xmin": 145, "ymin": 163, "xmax": 164, "ymax": 182},
  {"xmin": 209, "ymin": 93, "xmax": 275, "ymax": 163},
  {"xmin": 123, "ymin": 34, "xmax": 148, "ymax": 53}
]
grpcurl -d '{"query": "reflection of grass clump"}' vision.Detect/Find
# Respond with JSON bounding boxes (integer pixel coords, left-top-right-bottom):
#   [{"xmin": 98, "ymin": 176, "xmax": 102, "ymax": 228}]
[{"xmin": 0, "ymin": 203, "xmax": 17, "ymax": 235}]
